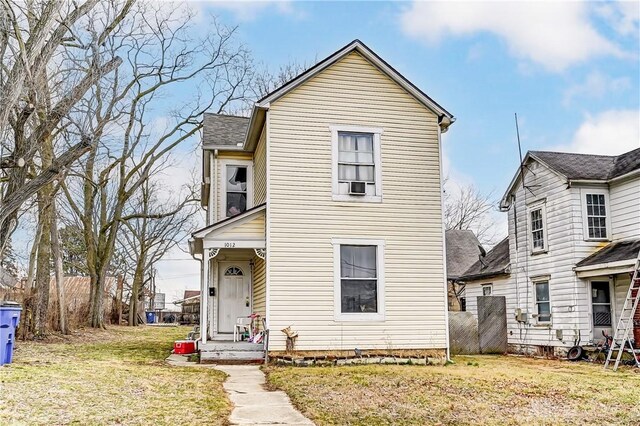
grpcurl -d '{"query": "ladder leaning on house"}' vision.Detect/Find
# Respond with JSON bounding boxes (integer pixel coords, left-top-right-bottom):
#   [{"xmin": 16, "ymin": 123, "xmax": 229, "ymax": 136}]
[{"xmin": 604, "ymin": 248, "xmax": 640, "ymax": 371}]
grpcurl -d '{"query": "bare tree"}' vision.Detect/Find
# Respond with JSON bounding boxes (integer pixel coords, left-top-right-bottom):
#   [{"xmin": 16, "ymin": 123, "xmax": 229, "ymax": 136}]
[
  {"xmin": 0, "ymin": 0, "xmax": 133, "ymax": 255},
  {"xmin": 60, "ymin": 5, "xmax": 254, "ymax": 328},
  {"xmin": 119, "ymin": 177, "xmax": 197, "ymax": 326},
  {"xmin": 444, "ymin": 179, "xmax": 499, "ymax": 246}
]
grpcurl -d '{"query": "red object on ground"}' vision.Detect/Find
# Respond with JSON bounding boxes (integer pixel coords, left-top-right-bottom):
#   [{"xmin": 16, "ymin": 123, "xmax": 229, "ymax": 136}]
[{"xmin": 174, "ymin": 340, "xmax": 196, "ymax": 354}]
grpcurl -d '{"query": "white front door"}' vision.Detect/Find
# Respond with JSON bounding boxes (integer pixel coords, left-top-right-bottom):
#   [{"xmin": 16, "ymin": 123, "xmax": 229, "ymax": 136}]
[{"xmin": 218, "ymin": 262, "xmax": 251, "ymax": 333}]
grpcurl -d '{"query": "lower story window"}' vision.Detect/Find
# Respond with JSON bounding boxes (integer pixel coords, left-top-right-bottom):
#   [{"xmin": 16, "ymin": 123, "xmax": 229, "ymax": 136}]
[
  {"xmin": 333, "ymin": 239, "xmax": 385, "ymax": 321},
  {"xmin": 534, "ymin": 279, "xmax": 551, "ymax": 323}
]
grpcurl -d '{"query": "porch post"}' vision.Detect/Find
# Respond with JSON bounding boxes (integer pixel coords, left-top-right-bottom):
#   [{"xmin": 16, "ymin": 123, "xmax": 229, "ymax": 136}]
[{"xmin": 201, "ymin": 248, "xmax": 210, "ymax": 343}]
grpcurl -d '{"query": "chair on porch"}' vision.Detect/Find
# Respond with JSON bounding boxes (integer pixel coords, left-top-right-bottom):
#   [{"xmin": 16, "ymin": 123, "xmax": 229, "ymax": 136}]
[{"xmin": 233, "ymin": 317, "xmax": 253, "ymax": 342}]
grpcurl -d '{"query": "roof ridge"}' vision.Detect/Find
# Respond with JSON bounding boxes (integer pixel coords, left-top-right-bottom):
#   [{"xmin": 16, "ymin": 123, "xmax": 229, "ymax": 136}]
[
  {"xmin": 204, "ymin": 112, "xmax": 250, "ymax": 120},
  {"xmin": 530, "ymin": 150, "xmax": 616, "ymax": 159}
]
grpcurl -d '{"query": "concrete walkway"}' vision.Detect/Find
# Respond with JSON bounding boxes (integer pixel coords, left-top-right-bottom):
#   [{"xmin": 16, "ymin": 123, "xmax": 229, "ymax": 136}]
[{"xmin": 215, "ymin": 365, "xmax": 314, "ymax": 426}]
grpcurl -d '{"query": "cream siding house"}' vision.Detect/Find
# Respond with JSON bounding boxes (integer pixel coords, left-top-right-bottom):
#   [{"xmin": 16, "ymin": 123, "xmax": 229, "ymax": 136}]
[
  {"xmin": 459, "ymin": 148, "xmax": 640, "ymax": 354},
  {"xmin": 190, "ymin": 40, "xmax": 454, "ymax": 359}
]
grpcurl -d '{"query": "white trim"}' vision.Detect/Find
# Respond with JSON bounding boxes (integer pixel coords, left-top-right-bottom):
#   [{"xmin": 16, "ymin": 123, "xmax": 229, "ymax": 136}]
[
  {"xmin": 220, "ymin": 159, "xmax": 254, "ymax": 221},
  {"xmin": 527, "ymin": 200, "xmax": 548, "ymax": 254},
  {"xmin": 257, "ymin": 40, "xmax": 452, "ymax": 122},
  {"xmin": 579, "ymin": 188, "xmax": 612, "ymax": 242},
  {"xmin": 330, "ymin": 124, "xmax": 383, "ymax": 203},
  {"xmin": 532, "ymin": 276, "xmax": 552, "ymax": 325},
  {"xmin": 332, "ymin": 238, "xmax": 385, "ymax": 322},
  {"xmin": 200, "ymin": 249, "xmax": 210, "ymax": 343},
  {"xmin": 265, "ymin": 110, "xmax": 271, "ymax": 334}
]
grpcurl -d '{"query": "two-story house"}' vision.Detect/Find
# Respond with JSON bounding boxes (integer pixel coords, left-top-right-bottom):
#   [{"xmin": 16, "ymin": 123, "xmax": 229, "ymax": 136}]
[
  {"xmin": 189, "ymin": 40, "xmax": 454, "ymax": 361},
  {"xmin": 460, "ymin": 148, "xmax": 640, "ymax": 355}
]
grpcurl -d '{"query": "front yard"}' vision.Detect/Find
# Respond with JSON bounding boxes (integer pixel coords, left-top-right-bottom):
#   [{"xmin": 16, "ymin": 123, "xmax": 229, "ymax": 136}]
[
  {"xmin": 266, "ymin": 355, "xmax": 640, "ymax": 425},
  {"xmin": 0, "ymin": 326, "xmax": 229, "ymax": 425}
]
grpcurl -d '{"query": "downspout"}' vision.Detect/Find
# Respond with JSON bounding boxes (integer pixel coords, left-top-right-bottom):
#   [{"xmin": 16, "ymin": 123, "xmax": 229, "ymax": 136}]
[
  {"xmin": 191, "ymin": 249, "xmax": 203, "ymax": 346},
  {"xmin": 438, "ymin": 116, "xmax": 451, "ymax": 362}
]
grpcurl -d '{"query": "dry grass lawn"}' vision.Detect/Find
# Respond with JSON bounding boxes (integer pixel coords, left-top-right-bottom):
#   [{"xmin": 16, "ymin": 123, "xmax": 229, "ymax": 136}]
[
  {"xmin": 266, "ymin": 355, "xmax": 640, "ymax": 425},
  {"xmin": 0, "ymin": 326, "xmax": 229, "ymax": 425}
]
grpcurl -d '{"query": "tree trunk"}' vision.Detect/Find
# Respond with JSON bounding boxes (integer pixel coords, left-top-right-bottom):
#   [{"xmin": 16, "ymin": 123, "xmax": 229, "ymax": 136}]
[
  {"xmin": 89, "ymin": 270, "xmax": 107, "ymax": 329},
  {"xmin": 33, "ymin": 184, "xmax": 53, "ymax": 337},
  {"xmin": 51, "ymin": 200, "xmax": 68, "ymax": 334}
]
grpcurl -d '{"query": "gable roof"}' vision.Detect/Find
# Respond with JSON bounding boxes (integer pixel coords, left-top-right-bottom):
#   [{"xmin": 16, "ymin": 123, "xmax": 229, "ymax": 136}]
[
  {"xmin": 445, "ymin": 230, "xmax": 483, "ymax": 280},
  {"xmin": 203, "ymin": 113, "xmax": 249, "ymax": 149},
  {"xmin": 257, "ymin": 39, "xmax": 454, "ymax": 126},
  {"xmin": 500, "ymin": 147, "xmax": 640, "ymax": 209},
  {"xmin": 192, "ymin": 203, "xmax": 266, "ymax": 239},
  {"xmin": 529, "ymin": 148, "xmax": 640, "ymax": 181},
  {"xmin": 575, "ymin": 239, "xmax": 640, "ymax": 269},
  {"xmin": 184, "ymin": 290, "xmax": 200, "ymax": 299},
  {"xmin": 458, "ymin": 237, "xmax": 511, "ymax": 282}
]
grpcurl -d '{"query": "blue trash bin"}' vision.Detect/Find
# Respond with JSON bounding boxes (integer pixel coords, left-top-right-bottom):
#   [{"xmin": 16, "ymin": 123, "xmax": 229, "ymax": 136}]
[
  {"xmin": 145, "ymin": 311, "xmax": 155, "ymax": 324},
  {"xmin": 0, "ymin": 301, "xmax": 22, "ymax": 366}
]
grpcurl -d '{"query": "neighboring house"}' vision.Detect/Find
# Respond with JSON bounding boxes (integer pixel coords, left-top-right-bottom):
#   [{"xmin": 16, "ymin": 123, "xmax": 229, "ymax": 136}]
[
  {"xmin": 174, "ymin": 290, "xmax": 200, "ymax": 325},
  {"xmin": 445, "ymin": 229, "xmax": 483, "ymax": 311},
  {"xmin": 189, "ymin": 40, "xmax": 454, "ymax": 357},
  {"xmin": 461, "ymin": 148, "xmax": 640, "ymax": 354},
  {"xmin": 457, "ymin": 237, "xmax": 511, "ymax": 318}
]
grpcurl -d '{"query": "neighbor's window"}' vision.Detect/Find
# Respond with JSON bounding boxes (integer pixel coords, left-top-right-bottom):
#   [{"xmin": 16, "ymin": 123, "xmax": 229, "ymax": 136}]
[
  {"xmin": 530, "ymin": 208, "xmax": 545, "ymax": 251},
  {"xmin": 585, "ymin": 193, "xmax": 607, "ymax": 239},
  {"xmin": 226, "ymin": 165, "xmax": 247, "ymax": 217},
  {"xmin": 340, "ymin": 245, "xmax": 378, "ymax": 314},
  {"xmin": 482, "ymin": 284, "xmax": 493, "ymax": 296},
  {"xmin": 331, "ymin": 125, "xmax": 382, "ymax": 201},
  {"xmin": 534, "ymin": 280, "xmax": 551, "ymax": 323}
]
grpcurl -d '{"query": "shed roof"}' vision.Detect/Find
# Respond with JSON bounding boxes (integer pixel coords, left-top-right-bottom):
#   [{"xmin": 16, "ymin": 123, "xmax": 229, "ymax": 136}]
[
  {"xmin": 459, "ymin": 237, "xmax": 511, "ymax": 281},
  {"xmin": 183, "ymin": 290, "xmax": 201, "ymax": 299},
  {"xmin": 203, "ymin": 113, "xmax": 249, "ymax": 149},
  {"xmin": 445, "ymin": 230, "xmax": 483, "ymax": 280},
  {"xmin": 576, "ymin": 239, "xmax": 640, "ymax": 268}
]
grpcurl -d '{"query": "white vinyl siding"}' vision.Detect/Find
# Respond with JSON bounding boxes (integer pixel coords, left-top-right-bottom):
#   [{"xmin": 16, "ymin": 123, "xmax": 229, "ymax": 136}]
[
  {"xmin": 609, "ymin": 177, "xmax": 640, "ymax": 241},
  {"xmin": 254, "ymin": 127, "xmax": 267, "ymax": 205},
  {"xmin": 267, "ymin": 51, "xmax": 447, "ymax": 351},
  {"xmin": 252, "ymin": 255, "xmax": 266, "ymax": 319}
]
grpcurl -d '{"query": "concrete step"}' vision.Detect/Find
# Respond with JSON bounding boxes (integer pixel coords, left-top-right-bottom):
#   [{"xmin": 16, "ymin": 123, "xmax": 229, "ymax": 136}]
[
  {"xmin": 200, "ymin": 350, "xmax": 265, "ymax": 364},
  {"xmin": 200, "ymin": 342, "xmax": 263, "ymax": 352}
]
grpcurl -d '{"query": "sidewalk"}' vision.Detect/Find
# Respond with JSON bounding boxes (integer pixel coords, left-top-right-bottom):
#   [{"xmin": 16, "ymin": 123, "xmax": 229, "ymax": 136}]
[{"xmin": 215, "ymin": 365, "xmax": 314, "ymax": 426}]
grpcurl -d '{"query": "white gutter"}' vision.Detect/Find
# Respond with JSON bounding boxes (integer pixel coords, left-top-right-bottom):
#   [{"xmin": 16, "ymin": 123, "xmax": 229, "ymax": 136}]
[{"xmin": 573, "ymin": 258, "xmax": 635, "ymax": 272}]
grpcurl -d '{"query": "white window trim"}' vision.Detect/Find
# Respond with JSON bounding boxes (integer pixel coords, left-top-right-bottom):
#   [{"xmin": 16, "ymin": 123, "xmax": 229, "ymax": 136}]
[
  {"xmin": 332, "ymin": 237, "xmax": 385, "ymax": 322},
  {"xmin": 482, "ymin": 283, "xmax": 493, "ymax": 296},
  {"xmin": 527, "ymin": 200, "xmax": 548, "ymax": 254},
  {"xmin": 580, "ymin": 188, "xmax": 611, "ymax": 242},
  {"xmin": 532, "ymin": 276, "xmax": 552, "ymax": 325},
  {"xmin": 220, "ymin": 159, "xmax": 254, "ymax": 220},
  {"xmin": 330, "ymin": 124, "xmax": 383, "ymax": 203}
]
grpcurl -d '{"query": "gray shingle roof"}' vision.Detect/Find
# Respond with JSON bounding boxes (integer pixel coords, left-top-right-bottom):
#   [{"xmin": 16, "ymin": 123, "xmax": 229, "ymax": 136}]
[
  {"xmin": 445, "ymin": 230, "xmax": 483, "ymax": 280},
  {"xmin": 530, "ymin": 148, "xmax": 640, "ymax": 181},
  {"xmin": 576, "ymin": 239, "xmax": 640, "ymax": 268},
  {"xmin": 203, "ymin": 113, "xmax": 249, "ymax": 149},
  {"xmin": 459, "ymin": 237, "xmax": 510, "ymax": 281}
]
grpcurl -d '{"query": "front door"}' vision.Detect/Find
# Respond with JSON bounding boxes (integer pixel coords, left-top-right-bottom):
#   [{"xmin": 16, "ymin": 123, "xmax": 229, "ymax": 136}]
[
  {"xmin": 218, "ymin": 263, "xmax": 251, "ymax": 333},
  {"xmin": 591, "ymin": 281, "xmax": 613, "ymax": 339}
]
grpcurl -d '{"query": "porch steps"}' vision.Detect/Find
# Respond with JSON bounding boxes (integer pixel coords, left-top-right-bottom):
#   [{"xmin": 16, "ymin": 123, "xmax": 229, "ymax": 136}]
[{"xmin": 199, "ymin": 341, "xmax": 265, "ymax": 364}]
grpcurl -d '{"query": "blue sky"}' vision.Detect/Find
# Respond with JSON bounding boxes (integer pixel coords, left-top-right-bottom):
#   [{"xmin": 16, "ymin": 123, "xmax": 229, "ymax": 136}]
[{"xmin": 150, "ymin": 0, "xmax": 640, "ymax": 302}]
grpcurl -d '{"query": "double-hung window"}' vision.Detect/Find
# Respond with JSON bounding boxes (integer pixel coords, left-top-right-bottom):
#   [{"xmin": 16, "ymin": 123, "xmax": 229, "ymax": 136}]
[
  {"xmin": 222, "ymin": 161, "xmax": 253, "ymax": 219},
  {"xmin": 585, "ymin": 193, "xmax": 608, "ymax": 239},
  {"xmin": 533, "ymin": 279, "xmax": 551, "ymax": 323},
  {"xmin": 528, "ymin": 202, "xmax": 547, "ymax": 253},
  {"xmin": 333, "ymin": 239, "xmax": 385, "ymax": 321},
  {"xmin": 330, "ymin": 125, "xmax": 382, "ymax": 202}
]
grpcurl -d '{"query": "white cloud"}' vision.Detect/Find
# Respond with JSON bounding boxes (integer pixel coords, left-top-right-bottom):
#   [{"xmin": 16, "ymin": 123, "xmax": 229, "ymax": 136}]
[
  {"xmin": 562, "ymin": 71, "xmax": 631, "ymax": 106},
  {"xmin": 595, "ymin": 1, "xmax": 640, "ymax": 37},
  {"xmin": 553, "ymin": 109, "xmax": 640, "ymax": 155},
  {"xmin": 400, "ymin": 1, "xmax": 630, "ymax": 72},
  {"xmin": 208, "ymin": 0, "xmax": 302, "ymax": 22}
]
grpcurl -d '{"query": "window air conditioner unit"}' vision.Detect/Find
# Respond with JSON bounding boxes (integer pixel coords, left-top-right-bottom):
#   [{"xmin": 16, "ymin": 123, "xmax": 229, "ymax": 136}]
[{"xmin": 349, "ymin": 181, "xmax": 366, "ymax": 195}]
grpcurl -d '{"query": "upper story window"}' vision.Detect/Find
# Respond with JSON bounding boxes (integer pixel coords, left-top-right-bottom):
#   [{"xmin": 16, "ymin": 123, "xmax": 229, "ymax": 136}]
[
  {"xmin": 226, "ymin": 165, "xmax": 247, "ymax": 217},
  {"xmin": 221, "ymin": 160, "xmax": 253, "ymax": 219},
  {"xmin": 585, "ymin": 193, "xmax": 607, "ymax": 239},
  {"xmin": 482, "ymin": 284, "xmax": 493, "ymax": 296},
  {"xmin": 330, "ymin": 125, "xmax": 382, "ymax": 203},
  {"xmin": 333, "ymin": 238, "xmax": 385, "ymax": 321},
  {"xmin": 528, "ymin": 201, "xmax": 547, "ymax": 253}
]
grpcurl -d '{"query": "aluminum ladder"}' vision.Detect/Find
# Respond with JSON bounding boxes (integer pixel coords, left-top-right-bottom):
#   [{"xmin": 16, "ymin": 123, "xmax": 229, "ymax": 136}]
[{"xmin": 604, "ymin": 248, "xmax": 640, "ymax": 371}]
